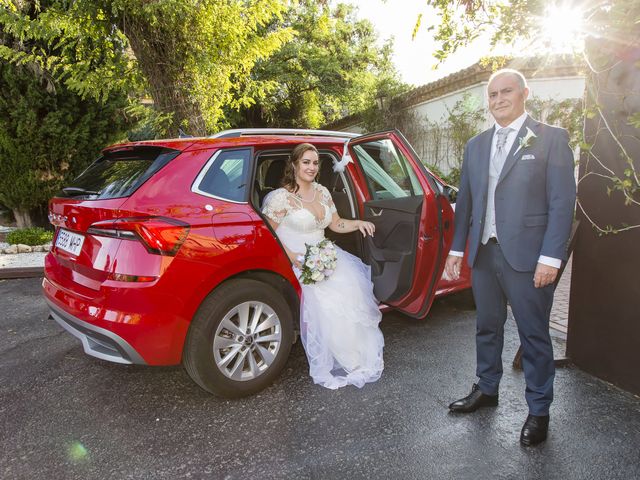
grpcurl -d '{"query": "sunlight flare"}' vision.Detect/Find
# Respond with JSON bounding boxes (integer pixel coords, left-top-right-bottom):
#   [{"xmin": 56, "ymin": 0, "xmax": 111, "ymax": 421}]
[{"xmin": 539, "ymin": 2, "xmax": 587, "ymax": 53}]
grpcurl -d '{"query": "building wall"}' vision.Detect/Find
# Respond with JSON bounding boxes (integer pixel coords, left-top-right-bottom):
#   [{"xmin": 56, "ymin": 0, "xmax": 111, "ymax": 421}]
[
  {"xmin": 406, "ymin": 75, "xmax": 585, "ymax": 125},
  {"xmin": 333, "ymin": 71, "xmax": 585, "ymax": 176},
  {"xmin": 411, "ymin": 84, "xmax": 487, "ymax": 126}
]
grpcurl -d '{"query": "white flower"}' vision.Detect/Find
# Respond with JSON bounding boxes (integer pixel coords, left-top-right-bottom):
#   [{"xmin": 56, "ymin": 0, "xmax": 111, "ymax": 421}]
[
  {"xmin": 299, "ymin": 239, "xmax": 338, "ymax": 284},
  {"xmin": 514, "ymin": 127, "xmax": 537, "ymax": 154}
]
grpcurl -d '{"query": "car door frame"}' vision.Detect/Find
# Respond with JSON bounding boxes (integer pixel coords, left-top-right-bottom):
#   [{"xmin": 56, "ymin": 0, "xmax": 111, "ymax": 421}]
[{"xmin": 347, "ymin": 129, "xmax": 448, "ymax": 318}]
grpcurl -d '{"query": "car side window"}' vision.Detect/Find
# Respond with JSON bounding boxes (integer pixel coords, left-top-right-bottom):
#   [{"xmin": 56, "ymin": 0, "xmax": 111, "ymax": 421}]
[
  {"xmin": 196, "ymin": 148, "xmax": 251, "ymax": 202},
  {"xmin": 351, "ymin": 139, "xmax": 423, "ymax": 200}
]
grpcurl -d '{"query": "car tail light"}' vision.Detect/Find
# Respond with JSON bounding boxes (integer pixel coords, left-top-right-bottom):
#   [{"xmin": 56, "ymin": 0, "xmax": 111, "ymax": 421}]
[
  {"xmin": 107, "ymin": 273, "xmax": 157, "ymax": 282},
  {"xmin": 88, "ymin": 217, "xmax": 190, "ymax": 256}
]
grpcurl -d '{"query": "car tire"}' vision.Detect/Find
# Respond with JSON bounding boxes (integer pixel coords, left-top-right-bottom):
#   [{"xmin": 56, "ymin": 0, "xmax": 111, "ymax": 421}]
[{"xmin": 183, "ymin": 279, "xmax": 294, "ymax": 398}]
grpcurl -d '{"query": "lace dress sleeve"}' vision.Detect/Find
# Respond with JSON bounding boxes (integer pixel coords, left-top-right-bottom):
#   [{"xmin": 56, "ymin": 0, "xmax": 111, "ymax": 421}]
[
  {"xmin": 262, "ymin": 188, "xmax": 289, "ymax": 224},
  {"xmin": 318, "ymin": 184, "xmax": 337, "ymax": 214}
]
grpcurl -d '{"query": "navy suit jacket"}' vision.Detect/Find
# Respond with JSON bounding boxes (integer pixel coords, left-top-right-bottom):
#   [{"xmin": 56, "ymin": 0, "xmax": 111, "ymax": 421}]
[{"xmin": 451, "ymin": 115, "xmax": 576, "ymax": 272}]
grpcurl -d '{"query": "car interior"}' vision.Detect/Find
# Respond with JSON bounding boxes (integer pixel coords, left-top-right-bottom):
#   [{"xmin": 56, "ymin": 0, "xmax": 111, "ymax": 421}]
[
  {"xmin": 251, "ymin": 142, "xmax": 432, "ymax": 307},
  {"xmin": 252, "ymin": 149, "xmax": 362, "ymax": 258}
]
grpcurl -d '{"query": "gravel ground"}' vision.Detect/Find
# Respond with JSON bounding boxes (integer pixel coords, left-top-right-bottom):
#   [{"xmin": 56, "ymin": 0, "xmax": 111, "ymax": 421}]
[
  {"xmin": 0, "ymin": 225, "xmax": 47, "ymax": 269},
  {"xmin": 0, "ymin": 238, "xmax": 47, "ymax": 268},
  {"xmin": 0, "ymin": 250, "xmax": 47, "ymax": 268}
]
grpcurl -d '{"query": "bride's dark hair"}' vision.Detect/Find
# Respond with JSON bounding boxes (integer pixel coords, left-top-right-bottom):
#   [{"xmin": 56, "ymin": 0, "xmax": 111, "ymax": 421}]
[{"xmin": 281, "ymin": 143, "xmax": 319, "ymax": 193}]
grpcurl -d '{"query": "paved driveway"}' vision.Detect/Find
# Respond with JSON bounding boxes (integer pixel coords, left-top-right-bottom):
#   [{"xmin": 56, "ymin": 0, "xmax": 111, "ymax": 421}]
[{"xmin": 1, "ymin": 277, "xmax": 639, "ymax": 479}]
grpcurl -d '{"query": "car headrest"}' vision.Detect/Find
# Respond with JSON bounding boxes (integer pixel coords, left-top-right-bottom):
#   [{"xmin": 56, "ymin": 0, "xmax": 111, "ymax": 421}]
[{"xmin": 264, "ymin": 161, "xmax": 285, "ymax": 188}]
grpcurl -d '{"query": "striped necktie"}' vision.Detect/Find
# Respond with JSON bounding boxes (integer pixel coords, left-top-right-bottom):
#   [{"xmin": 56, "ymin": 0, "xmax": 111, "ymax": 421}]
[{"xmin": 491, "ymin": 127, "xmax": 511, "ymax": 175}]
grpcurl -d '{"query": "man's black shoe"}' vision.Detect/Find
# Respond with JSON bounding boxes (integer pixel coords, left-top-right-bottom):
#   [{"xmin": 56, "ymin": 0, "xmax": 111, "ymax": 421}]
[
  {"xmin": 520, "ymin": 414, "xmax": 549, "ymax": 446},
  {"xmin": 448, "ymin": 383, "xmax": 499, "ymax": 413}
]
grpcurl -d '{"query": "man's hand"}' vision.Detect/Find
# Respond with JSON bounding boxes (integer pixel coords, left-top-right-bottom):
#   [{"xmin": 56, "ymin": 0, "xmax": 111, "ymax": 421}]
[
  {"xmin": 445, "ymin": 255, "xmax": 463, "ymax": 281},
  {"xmin": 533, "ymin": 263, "xmax": 559, "ymax": 288}
]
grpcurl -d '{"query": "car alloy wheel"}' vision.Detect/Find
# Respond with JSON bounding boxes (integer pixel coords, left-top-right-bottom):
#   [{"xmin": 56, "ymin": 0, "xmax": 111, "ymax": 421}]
[
  {"xmin": 213, "ymin": 301, "xmax": 282, "ymax": 381},
  {"xmin": 183, "ymin": 278, "xmax": 294, "ymax": 397}
]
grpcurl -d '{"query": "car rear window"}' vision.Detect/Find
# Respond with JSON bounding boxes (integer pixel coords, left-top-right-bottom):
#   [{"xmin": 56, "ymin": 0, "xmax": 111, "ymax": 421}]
[{"xmin": 58, "ymin": 146, "xmax": 180, "ymax": 200}]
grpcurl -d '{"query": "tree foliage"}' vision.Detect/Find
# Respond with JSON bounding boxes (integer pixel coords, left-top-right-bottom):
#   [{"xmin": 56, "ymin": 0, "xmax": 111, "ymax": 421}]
[
  {"xmin": 234, "ymin": 0, "xmax": 407, "ymax": 128},
  {"xmin": 527, "ymin": 97, "xmax": 583, "ymax": 147},
  {"xmin": 0, "ymin": 0, "xmax": 293, "ymax": 136},
  {"xmin": 0, "ymin": 61, "xmax": 131, "ymax": 227},
  {"xmin": 417, "ymin": 0, "xmax": 640, "ymax": 235},
  {"xmin": 417, "ymin": 0, "xmax": 639, "ymax": 64}
]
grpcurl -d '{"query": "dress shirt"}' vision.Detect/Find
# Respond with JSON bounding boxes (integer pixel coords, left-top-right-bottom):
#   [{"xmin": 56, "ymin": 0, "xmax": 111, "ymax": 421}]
[{"xmin": 449, "ymin": 111, "xmax": 561, "ymax": 269}]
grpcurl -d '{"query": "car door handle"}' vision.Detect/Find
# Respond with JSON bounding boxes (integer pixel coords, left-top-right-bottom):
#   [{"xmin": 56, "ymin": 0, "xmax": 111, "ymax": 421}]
[{"xmin": 370, "ymin": 208, "xmax": 383, "ymax": 217}]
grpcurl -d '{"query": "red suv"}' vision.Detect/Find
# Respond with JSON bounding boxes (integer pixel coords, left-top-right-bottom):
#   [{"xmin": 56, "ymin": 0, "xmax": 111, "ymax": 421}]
[{"xmin": 44, "ymin": 129, "xmax": 471, "ymax": 397}]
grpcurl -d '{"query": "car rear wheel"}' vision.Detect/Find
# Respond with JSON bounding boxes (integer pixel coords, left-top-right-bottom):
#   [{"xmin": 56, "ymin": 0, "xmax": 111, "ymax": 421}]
[{"xmin": 183, "ymin": 279, "xmax": 294, "ymax": 398}]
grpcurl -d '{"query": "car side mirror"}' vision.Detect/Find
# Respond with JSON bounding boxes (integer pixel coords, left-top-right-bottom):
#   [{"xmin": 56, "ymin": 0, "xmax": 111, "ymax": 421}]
[{"xmin": 443, "ymin": 185, "xmax": 457, "ymax": 204}]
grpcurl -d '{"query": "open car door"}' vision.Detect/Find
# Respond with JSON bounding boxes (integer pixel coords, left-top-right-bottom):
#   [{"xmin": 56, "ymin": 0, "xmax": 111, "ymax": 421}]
[{"xmin": 348, "ymin": 130, "xmax": 447, "ymax": 318}]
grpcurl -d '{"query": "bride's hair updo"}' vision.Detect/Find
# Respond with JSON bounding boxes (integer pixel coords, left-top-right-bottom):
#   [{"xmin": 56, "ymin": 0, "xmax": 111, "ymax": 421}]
[{"xmin": 282, "ymin": 143, "xmax": 319, "ymax": 193}]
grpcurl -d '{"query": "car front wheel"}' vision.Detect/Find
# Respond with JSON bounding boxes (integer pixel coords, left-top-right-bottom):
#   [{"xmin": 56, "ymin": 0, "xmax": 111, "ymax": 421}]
[{"xmin": 183, "ymin": 279, "xmax": 294, "ymax": 397}]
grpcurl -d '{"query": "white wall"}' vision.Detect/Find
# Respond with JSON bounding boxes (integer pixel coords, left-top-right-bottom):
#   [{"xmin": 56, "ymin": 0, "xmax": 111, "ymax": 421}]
[
  {"xmin": 411, "ymin": 76, "xmax": 585, "ymax": 129},
  {"xmin": 335, "ymin": 75, "xmax": 586, "ymax": 176},
  {"xmin": 411, "ymin": 84, "xmax": 487, "ymax": 125},
  {"xmin": 527, "ymin": 76, "xmax": 586, "ymax": 101}
]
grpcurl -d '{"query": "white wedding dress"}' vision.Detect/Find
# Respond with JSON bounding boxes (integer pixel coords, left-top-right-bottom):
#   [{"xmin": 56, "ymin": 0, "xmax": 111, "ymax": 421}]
[{"xmin": 263, "ymin": 183, "xmax": 384, "ymax": 389}]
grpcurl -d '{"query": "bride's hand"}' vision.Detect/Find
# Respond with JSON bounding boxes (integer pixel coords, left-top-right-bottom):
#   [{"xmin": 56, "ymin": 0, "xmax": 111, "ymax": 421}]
[
  {"xmin": 288, "ymin": 251, "xmax": 304, "ymax": 268},
  {"xmin": 357, "ymin": 220, "xmax": 375, "ymax": 237}
]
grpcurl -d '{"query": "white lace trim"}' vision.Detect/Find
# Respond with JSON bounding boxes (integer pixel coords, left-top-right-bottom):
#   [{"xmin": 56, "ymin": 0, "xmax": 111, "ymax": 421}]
[{"xmin": 262, "ymin": 183, "xmax": 336, "ymax": 225}]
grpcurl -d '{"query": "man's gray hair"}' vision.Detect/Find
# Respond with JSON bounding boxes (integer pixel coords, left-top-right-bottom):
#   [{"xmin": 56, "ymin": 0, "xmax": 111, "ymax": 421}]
[{"xmin": 488, "ymin": 69, "xmax": 528, "ymax": 90}]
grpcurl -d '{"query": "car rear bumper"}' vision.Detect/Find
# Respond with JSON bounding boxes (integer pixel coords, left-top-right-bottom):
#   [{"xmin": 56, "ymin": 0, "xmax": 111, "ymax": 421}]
[
  {"xmin": 48, "ymin": 300, "xmax": 147, "ymax": 365},
  {"xmin": 42, "ymin": 272, "xmax": 191, "ymax": 366}
]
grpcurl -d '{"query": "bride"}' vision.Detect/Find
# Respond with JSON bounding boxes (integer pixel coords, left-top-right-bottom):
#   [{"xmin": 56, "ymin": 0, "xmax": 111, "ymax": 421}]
[{"xmin": 262, "ymin": 143, "xmax": 384, "ymax": 389}]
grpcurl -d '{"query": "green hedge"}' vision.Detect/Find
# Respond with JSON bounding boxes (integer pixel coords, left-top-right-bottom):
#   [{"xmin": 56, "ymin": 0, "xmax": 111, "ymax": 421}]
[{"xmin": 6, "ymin": 227, "xmax": 53, "ymax": 246}]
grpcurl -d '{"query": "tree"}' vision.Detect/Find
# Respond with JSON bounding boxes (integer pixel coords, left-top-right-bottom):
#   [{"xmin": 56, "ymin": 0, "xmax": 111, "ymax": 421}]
[
  {"xmin": 0, "ymin": 0, "xmax": 293, "ymax": 136},
  {"xmin": 416, "ymin": 0, "xmax": 638, "ymax": 66},
  {"xmin": 417, "ymin": 0, "xmax": 639, "ymax": 233},
  {"xmin": 0, "ymin": 61, "xmax": 131, "ymax": 227},
  {"xmin": 233, "ymin": 1, "xmax": 407, "ymax": 128}
]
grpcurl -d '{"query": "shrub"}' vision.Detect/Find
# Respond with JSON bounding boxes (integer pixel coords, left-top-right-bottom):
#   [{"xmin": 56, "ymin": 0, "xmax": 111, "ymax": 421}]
[
  {"xmin": 6, "ymin": 227, "xmax": 53, "ymax": 246},
  {"xmin": 442, "ymin": 166, "xmax": 461, "ymax": 187}
]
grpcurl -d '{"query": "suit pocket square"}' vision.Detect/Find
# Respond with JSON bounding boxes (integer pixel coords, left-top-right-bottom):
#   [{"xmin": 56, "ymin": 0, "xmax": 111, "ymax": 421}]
[{"xmin": 521, "ymin": 154, "xmax": 536, "ymax": 160}]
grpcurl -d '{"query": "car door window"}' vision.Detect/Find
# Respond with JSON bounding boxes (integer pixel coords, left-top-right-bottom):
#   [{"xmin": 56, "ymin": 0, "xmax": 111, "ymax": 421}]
[
  {"xmin": 196, "ymin": 148, "xmax": 251, "ymax": 202},
  {"xmin": 352, "ymin": 139, "xmax": 423, "ymax": 200}
]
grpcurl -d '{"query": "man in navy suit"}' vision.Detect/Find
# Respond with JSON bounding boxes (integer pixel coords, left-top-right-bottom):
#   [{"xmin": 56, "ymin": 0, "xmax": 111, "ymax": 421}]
[{"xmin": 444, "ymin": 69, "xmax": 576, "ymax": 446}]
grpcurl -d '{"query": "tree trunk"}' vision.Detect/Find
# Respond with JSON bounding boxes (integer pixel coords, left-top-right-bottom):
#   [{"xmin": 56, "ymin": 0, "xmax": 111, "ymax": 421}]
[
  {"xmin": 567, "ymin": 36, "xmax": 640, "ymax": 396},
  {"xmin": 121, "ymin": 15, "xmax": 208, "ymax": 138},
  {"xmin": 12, "ymin": 208, "xmax": 33, "ymax": 228}
]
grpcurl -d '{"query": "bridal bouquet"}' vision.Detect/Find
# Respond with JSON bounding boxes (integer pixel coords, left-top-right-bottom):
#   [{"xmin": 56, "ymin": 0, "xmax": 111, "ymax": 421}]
[{"xmin": 298, "ymin": 239, "xmax": 338, "ymax": 285}]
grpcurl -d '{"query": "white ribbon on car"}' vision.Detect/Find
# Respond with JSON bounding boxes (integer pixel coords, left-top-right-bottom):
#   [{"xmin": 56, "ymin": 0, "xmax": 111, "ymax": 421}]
[{"xmin": 333, "ymin": 139, "xmax": 353, "ymax": 173}]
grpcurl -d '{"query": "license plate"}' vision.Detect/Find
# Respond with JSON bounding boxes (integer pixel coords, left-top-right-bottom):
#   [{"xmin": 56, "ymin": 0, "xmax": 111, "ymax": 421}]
[{"xmin": 55, "ymin": 229, "xmax": 85, "ymax": 256}]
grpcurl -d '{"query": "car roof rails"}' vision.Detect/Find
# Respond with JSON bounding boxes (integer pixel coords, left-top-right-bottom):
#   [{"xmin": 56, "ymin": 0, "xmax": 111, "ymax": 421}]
[{"xmin": 209, "ymin": 128, "xmax": 360, "ymax": 139}]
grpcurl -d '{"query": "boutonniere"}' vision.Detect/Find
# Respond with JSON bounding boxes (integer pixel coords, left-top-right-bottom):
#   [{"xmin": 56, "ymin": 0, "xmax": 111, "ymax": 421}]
[{"xmin": 514, "ymin": 127, "xmax": 537, "ymax": 154}]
